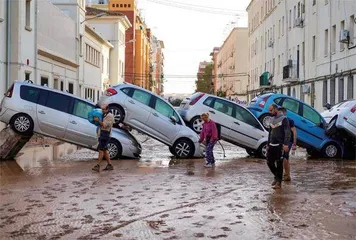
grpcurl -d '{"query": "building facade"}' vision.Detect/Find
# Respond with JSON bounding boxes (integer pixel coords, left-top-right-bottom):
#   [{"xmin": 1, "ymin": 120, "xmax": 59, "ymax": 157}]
[
  {"xmin": 247, "ymin": 0, "xmax": 356, "ymax": 112},
  {"xmin": 85, "ymin": 7, "xmax": 131, "ymax": 87},
  {"xmin": 151, "ymin": 35, "xmax": 165, "ymax": 95},
  {"xmin": 210, "ymin": 47, "xmax": 220, "ymax": 94},
  {"xmin": 215, "ymin": 27, "xmax": 249, "ymax": 101}
]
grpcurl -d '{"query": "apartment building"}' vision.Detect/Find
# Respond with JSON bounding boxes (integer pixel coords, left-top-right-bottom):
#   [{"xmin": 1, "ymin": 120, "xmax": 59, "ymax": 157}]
[
  {"xmin": 210, "ymin": 47, "xmax": 220, "ymax": 94},
  {"xmin": 215, "ymin": 27, "xmax": 249, "ymax": 101},
  {"xmin": 151, "ymin": 35, "xmax": 165, "ymax": 95},
  {"xmin": 247, "ymin": 0, "xmax": 356, "ymax": 111}
]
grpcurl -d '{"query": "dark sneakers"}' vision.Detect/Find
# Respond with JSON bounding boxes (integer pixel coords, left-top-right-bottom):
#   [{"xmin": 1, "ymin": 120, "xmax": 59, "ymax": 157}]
[
  {"xmin": 92, "ymin": 164, "xmax": 100, "ymax": 172},
  {"xmin": 103, "ymin": 164, "xmax": 114, "ymax": 171}
]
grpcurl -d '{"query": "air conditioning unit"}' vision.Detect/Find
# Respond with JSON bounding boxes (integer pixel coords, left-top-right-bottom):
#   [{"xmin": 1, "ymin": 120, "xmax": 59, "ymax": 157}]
[
  {"xmin": 339, "ymin": 30, "xmax": 349, "ymax": 43},
  {"xmin": 302, "ymin": 84, "xmax": 311, "ymax": 94},
  {"xmin": 295, "ymin": 17, "xmax": 303, "ymax": 28},
  {"xmin": 268, "ymin": 40, "xmax": 274, "ymax": 48}
]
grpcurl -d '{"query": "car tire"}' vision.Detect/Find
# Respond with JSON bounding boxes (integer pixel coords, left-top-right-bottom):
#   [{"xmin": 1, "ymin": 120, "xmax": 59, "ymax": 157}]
[
  {"xmin": 172, "ymin": 138, "xmax": 194, "ymax": 158},
  {"xmin": 10, "ymin": 113, "xmax": 34, "ymax": 135},
  {"xmin": 246, "ymin": 149, "xmax": 256, "ymax": 156},
  {"xmin": 107, "ymin": 139, "xmax": 122, "ymax": 160},
  {"xmin": 257, "ymin": 142, "xmax": 268, "ymax": 159},
  {"xmin": 190, "ymin": 116, "xmax": 203, "ymax": 134},
  {"xmin": 307, "ymin": 148, "xmax": 319, "ymax": 158},
  {"xmin": 109, "ymin": 105, "xmax": 125, "ymax": 124},
  {"xmin": 326, "ymin": 116, "xmax": 338, "ymax": 136},
  {"xmin": 321, "ymin": 142, "xmax": 340, "ymax": 158},
  {"xmin": 169, "ymin": 146, "xmax": 175, "ymax": 156},
  {"xmin": 259, "ymin": 114, "xmax": 273, "ymax": 130}
]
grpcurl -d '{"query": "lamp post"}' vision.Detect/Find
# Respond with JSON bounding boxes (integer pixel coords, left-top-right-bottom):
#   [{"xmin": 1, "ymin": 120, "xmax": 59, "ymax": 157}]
[{"xmin": 80, "ymin": 12, "xmax": 107, "ymax": 24}]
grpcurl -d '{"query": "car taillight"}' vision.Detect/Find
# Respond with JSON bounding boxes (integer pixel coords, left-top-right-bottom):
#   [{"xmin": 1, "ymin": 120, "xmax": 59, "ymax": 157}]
[
  {"xmin": 105, "ymin": 88, "xmax": 117, "ymax": 96},
  {"xmin": 351, "ymin": 105, "xmax": 356, "ymax": 113},
  {"xmin": 189, "ymin": 93, "xmax": 205, "ymax": 105},
  {"xmin": 5, "ymin": 84, "xmax": 14, "ymax": 98},
  {"xmin": 258, "ymin": 96, "xmax": 270, "ymax": 108}
]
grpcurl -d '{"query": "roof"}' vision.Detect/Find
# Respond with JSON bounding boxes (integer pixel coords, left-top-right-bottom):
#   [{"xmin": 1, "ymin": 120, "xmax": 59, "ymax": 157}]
[{"xmin": 86, "ymin": 7, "xmax": 124, "ymax": 16}]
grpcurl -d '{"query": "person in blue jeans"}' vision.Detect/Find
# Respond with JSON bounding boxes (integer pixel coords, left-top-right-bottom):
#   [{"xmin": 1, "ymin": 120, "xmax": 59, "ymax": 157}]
[
  {"xmin": 279, "ymin": 107, "xmax": 297, "ymax": 181},
  {"xmin": 199, "ymin": 113, "xmax": 218, "ymax": 168}
]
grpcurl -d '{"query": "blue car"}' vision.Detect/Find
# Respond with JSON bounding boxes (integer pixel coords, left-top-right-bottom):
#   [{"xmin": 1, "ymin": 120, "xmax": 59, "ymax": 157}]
[{"xmin": 247, "ymin": 93, "xmax": 344, "ymax": 158}]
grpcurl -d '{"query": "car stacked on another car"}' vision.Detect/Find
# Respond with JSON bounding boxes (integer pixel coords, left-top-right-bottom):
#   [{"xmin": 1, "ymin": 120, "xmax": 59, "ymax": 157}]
[
  {"xmin": 97, "ymin": 83, "xmax": 204, "ymax": 159},
  {"xmin": 177, "ymin": 92, "xmax": 269, "ymax": 158},
  {"xmin": 248, "ymin": 92, "xmax": 344, "ymax": 158},
  {"xmin": 0, "ymin": 81, "xmax": 142, "ymax": 159}
]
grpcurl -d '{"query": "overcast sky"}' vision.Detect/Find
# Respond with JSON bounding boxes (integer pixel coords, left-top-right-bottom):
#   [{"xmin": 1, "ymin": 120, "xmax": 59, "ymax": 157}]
[{"xmin": 137, "ymin": 0, "xmax": 250, "ymax": 95}]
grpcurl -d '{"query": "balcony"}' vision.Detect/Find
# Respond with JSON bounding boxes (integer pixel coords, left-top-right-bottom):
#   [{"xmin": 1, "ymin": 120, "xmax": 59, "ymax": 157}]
[{"xmin": 282, "ymin": 61, "xmax": 299, "ymax": 83}]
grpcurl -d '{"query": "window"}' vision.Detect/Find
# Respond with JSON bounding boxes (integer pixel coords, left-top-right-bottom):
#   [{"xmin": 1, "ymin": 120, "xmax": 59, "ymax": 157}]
[
  {"xmin": 234, "ymin": 106, "xmax": 261, "ymax": 129},
  {"xmin": 312, "ymin": 36, "xmax": 316, "ymax": 61},
  {"xmin": 322, "ymin": 80, "xmax": 328, "ymax": 105},
  {"xmin": 341, "ymin": 21, "xmax": 345, "ymax": 51},
  {"xmin": 303, "ymin": 105, "xmax": 321, "ymax": 125},
  {"xmin": 338, "ymin": 78, "xmax": 344, "ymax": 102},
  {"xmin": 41, "ymin": 77, "xmax": 48, "ymax": 86},
  {"xmin": 302, "ymin": 42, "xmax": 305, "ymax": 65},
  {"xmin": 278, "ymin": 19, "xmax": 281, "ymax": 38},
  {"xmin": 350, "ymin": 15, "xmax": 355, "ymax": 44},
  {"xmin": 212, "ymin": 99, "xmax": 234, "ymax": 116},
  {"xmin": 79, "ymin": 35, "xmax": 83, "ymax": 56},
  {"xmin": 324, "ymin": 29, "xmax": 329, "ymax": 56},
  {"xmin": 311, "ymin": 82, "xmax": 315, "ymax": 107},
  {"xmin": 332, "ymin": 25, "xmax": 336, "ymax": 53},
  {"xmin": 72, "ymin": 100, "xmax": 94, "ymax": 119},
  {"xmin": 282, "ymin": 98, "xmax": 299, "ymax": 113},
  {"xmin": 330, "ymin": 78, "xmax": 335, "ymax": 105},
  {"xmin": 282, "ymin": 16, "xmax": 285, "ymax": 36},
  {"xmin": 68, "ymin": 83, "xmax": 74, "ymax": 94},
  {"xmin": 289, "ymin": 9, "xmax": 292, "ymax": 30},
  {"xmin": 121, "ymin": 88, "xmax": 131, "ymax": 95},
  {"xmin": 124, "ymin": 4, "xmax": 127, "ymax": 7},
  {"xmin": 97, "ymin": 90, "xmax": 100, "ymax": 102},
  {"xmin": 287, "ymin": 86, "xmax": 291, "ymax": 96},
  {"xmin": 132, "ymin": 90, "xmax": 151, "ymax": 105},
  {"xmin": 25, "ymin": 0, "xmax": 31, "ymax": 30},
  {"xmin": 154, "ymin": 98, "xmax": 174, "ymax": 119},
  {"xmin": 312, "ymin": 0, "xmax": 316, "ymax": 5},
  {"xmin": 274, "ymin": 97, "xmax": 282, "ymax": 105},
  {"xmin": 325, "ymin": 0, "xmax": 328, "ymax": 4},
  {"xmin": 347, "ymin": 75, "xmax": 354, "ymax": 99},
  {"xmin": 112, "ymin": 4, "xmax": 115, "ymax": 7},
  {"xmin": 46, "ymin": 92, "xmax": 71, "ymax": 113},
  {"xmin": 277, "ymin": 55, "xmax": 280, "ymax": 74},
  {"xmin": 20, "ymin": 86, "xmax": 40, "ymax": 103},
  {"xmin": 25, "ymin": 72, "xmax": 30, "ymax": 80},
  {"xmin": 128, "ymin": 4, "xmax": 131, "ymax": 7},
  {"xmin": 54, "ymin": 79, "xmax": 59, "ymax": 90},
  {"xmin": 60, "ymin": 81, "xmax": 64, "ymax": 91},
  {"xmin": 203, "ymin": 97, "xmax": 213, "ymax": 107},
  {"xmin": 85, "ymin": 44, "xmax": 100, "ymax": 67}
]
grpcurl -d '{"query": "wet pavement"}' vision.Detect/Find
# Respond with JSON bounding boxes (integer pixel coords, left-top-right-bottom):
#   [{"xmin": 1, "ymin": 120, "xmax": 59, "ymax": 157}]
[{"xmin": 0, "ymin": 134, "xmax": 356, "ymax": 240}]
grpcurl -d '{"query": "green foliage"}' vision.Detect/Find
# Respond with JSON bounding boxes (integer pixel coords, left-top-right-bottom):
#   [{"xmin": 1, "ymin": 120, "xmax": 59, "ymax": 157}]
[
  {"xmin": 216, "ymin": 88, "xmax": 227, "ymax": 97},
  {"xmin": 195, "ymin": 63, "xmax": 213, "ymax": 93}
]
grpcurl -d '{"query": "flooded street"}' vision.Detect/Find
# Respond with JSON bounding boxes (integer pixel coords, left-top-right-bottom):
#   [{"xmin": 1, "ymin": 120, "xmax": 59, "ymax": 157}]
[{"xmin": 0, "ymin": 135, "xmax": 356, "ymax": 240}]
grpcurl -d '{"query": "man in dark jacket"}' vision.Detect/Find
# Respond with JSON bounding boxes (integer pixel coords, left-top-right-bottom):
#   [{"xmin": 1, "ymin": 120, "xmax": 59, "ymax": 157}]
[{"xmin": 267, "ymin": 104, "xmax": 291, "ymax": 189}]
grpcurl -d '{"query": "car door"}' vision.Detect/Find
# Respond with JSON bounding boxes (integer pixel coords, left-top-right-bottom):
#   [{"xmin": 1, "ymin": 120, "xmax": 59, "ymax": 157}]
[
  {"xmin": 208, "ymin": 98, "xmax": 235, "ymax": 141},
  {"xmin": 19, "ymin": 85, "xmax": 41, "ymax": 124},
  {"xmin": 300, "ymin": 103, "xmax": 325, "ymax": 148},
  {"xmin": 146, "ymin": 97, "xmax": 181, "ymax": 144},
  {"xmin": 123, "ymin": 88, "xmax": 152, "ymax": 131},
  {"xmin": 65, "ymin": 99, "xmax": 98, "ymax": 148},
  {"xmin": 36, "ymin": 90, "xmax": 71, "ymax": 139},
  {"xmin": 230, "ymin": 105, "xmax": 266, "ymax": 149}
]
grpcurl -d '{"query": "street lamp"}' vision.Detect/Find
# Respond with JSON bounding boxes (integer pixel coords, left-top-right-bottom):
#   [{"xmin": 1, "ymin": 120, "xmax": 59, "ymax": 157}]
[{"xmin": 80, "ymin": 12, "xmax": 107, "ymax": 24}]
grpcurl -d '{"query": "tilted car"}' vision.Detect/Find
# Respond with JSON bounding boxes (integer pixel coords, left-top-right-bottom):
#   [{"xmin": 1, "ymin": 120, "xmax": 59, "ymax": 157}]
[
  {"xmin": 177, "ymin": 92, "xmax": 269, "ymax": 158},
  {"xmin": 0, "ymin": 81, "xmax": 142, "ymax": 159},
  {"xmin": 321, "ymin": 100, "xmax": 356, "ymax": 139},
  {"xmin": 248, "ymin": 93, "xmax": 344, "ymax": 158},
  {"xmin": 97, "ymin": 83, "xmax": 204, "ymax": 159}
]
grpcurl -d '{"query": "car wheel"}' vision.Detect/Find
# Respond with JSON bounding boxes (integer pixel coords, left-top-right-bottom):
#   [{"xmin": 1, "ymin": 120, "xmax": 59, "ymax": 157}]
[
  {"xmin": 258, "ymin": 142, "xmax": 268, "ymax": 159},
  {"xmin": 169, "ymin": 146, "xmax": 175, "ymax": 156},
  {"xmin": 326, "ymin": 116, "xmax": 338, "ymax": 136},
  {"xmin": 107, "ymin": 139, "xmax": 122, "ymax": 160},
  {"xmin": 321, "ymin": 142, "xmax": 340, "ymax": 158},
  {"xmin": 246, "ymin": 149, "xmax": 256, "ymax": 156},
  {"xmin": 109, "ymin": 105, "xmax": 125, "ymax": 124},
  {"xmin": 10, "ymin": 114, "xmax": 34, "ymax": 135},
  {"xmin": 259, "ymin": 114, "xmax": 272, "ymax": 130},
  {"xmin": 190, "ymin": 116, "xmax": 203, "ymax": 134},
  {"xmin": 172, "ymin": 139, "xmax": 194, "ymax": 158}
]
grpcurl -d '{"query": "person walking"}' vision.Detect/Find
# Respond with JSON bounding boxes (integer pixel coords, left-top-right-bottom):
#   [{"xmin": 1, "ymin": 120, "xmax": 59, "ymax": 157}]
[
  {"xmin": 92, "ymin": 104, "xmax": 115, "ymax": 172},
  {"xmin": 279, "ymin": 107, "xmax": 297, "ymax": 181},
  {"xmin": 199, "ymin": 113, "xmax": 218, "ymax": 168},
  {"xmin": 266, "ymin": 104, "xmax": 291, "ymax": 189}
]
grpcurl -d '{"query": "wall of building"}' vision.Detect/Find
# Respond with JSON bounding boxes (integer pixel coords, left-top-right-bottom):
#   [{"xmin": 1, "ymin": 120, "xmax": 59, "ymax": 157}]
[{"xmin": 247, "ymin": 0, "xmax": 356, "ymax": 111}]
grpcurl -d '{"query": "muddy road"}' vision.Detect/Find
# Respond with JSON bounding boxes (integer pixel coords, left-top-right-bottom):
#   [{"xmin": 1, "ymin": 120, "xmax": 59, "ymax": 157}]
[{"xmin": 0, "ymin": 137, "xmax": 355, "ymax": 239}]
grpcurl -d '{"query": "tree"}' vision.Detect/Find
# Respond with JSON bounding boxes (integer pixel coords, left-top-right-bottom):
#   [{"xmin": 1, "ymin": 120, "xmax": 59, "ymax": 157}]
[{"xmin": 195, "ymin": 63, "xmax": 213, "ymax": 93}]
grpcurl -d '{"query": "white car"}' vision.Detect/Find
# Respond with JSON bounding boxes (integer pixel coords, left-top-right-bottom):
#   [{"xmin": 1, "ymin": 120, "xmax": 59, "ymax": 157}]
[
  {"xmin": 177, "ymin": 92, "xmax": 269, "ymax": 158},
  {"xmin": 321, "ymin": 100, "xmax": 356, "ymax": 140},
  {"xmin": 97, "ymin": 83, "xmax": 204, "ymax": 159},
  {"xmin": 0, "ymin": 81, "xmax": 142, "ymax": 159}
]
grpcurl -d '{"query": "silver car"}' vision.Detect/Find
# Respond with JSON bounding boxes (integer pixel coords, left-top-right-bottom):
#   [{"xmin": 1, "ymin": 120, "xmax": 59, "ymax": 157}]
[
  {"xmin": 97, "ymin": 83, "xmax": 204, "ymax": 159},
  {"xmin": 177, "ymin": 92, "xmax": 269, "ymax": 158},
  {"xmin": 0, "ymin": 81, "xmax": 142, "ymax": 159}
]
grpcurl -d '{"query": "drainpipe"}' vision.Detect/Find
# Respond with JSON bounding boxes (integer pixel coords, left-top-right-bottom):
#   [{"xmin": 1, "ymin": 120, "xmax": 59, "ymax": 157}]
[
  {"xmin": 6, "ymin": 0, "xmax": 11, "ymax": 90},
  {"xmin": 34, "ymin": 0, "xmax": 38, "ymax": 83}
]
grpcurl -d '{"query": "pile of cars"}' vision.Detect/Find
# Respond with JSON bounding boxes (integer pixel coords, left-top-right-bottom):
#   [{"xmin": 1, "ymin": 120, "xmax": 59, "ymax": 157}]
[{"xmin": 1, "ymin": 80, "xmax": 354, "ymax": 160}]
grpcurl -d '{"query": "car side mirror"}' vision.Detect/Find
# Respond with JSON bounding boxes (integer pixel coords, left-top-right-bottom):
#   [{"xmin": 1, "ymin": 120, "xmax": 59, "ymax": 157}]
[
  {"xmin": 170, "ymin": 116, "xmax": 177, "ymax": 124},
  {"xmin": 324, "ymin": 103, "xmax": 332, "ymax": 110}
]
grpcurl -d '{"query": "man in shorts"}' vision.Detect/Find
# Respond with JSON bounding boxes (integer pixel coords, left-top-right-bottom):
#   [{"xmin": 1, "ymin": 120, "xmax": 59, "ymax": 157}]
[
  {"xmin": 279, "ymin": 107, "xmax": 297, "ymax": 181},
  {"xmin": 92, "ymin": 104, "xmax": 115, "ymax": 172}
]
